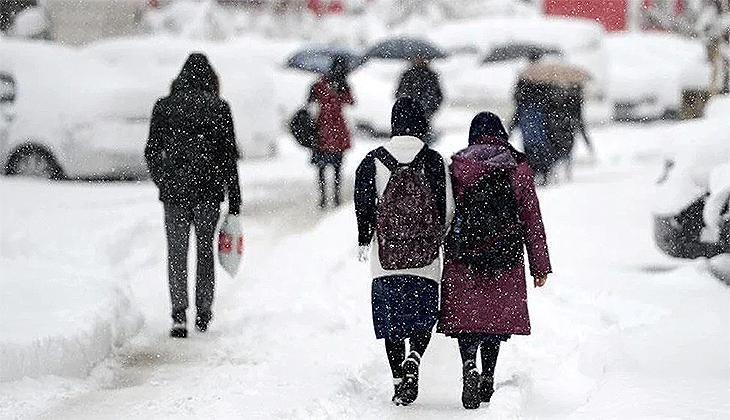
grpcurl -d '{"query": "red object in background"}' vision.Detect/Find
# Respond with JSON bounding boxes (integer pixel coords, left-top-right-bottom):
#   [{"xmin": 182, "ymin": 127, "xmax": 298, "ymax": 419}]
[
  {"xmin": 544, "ymin": 0, "xmax": 628, "ymax": 31},
  {"xmin": 545, "ymin": 0, "xmax": 687, "ymax": 32},
  {"xmin": 147, "ymin": 0, "xmax": 159, "ymax": 8},
  {"xmin": 308, "ymin": 0, "xmax": 344, "ymax": 16}
]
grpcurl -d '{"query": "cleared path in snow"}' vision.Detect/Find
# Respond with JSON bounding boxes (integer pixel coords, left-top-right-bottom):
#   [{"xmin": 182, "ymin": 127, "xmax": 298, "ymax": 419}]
[{"xmin": 4, "ymin": 128, "xmax": 729, "ymax": 419}]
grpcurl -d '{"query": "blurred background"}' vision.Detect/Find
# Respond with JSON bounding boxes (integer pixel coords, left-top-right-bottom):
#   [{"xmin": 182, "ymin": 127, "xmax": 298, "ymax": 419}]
[{"xmin": 0, "ymin": 2, "xmax": 728, "ymax": 419}]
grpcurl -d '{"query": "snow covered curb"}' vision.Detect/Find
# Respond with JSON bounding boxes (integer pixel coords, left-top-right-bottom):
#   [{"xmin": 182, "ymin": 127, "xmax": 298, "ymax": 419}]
[
  {"xmin": 0, "ymin": 284, "xmax": 142, "ymax": 382},
  {"xmin": 0, "ymin": 180, "xmax": 148, "ymax": 383}
]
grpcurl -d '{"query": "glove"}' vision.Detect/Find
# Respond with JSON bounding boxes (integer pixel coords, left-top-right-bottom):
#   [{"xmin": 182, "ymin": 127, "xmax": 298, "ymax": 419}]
[{"xmin": 357, "ymin": 245, "xmax": 370, "ymax": 262}]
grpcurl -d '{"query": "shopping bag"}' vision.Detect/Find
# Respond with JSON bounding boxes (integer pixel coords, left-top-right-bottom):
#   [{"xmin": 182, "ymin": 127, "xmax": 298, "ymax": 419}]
[{"xmin": 218, "ymin": 214, "xmax": 244, "ymax": 277}]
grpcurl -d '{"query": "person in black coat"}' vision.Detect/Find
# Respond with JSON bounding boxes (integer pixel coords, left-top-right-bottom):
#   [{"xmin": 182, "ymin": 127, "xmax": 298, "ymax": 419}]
[
  {"xmin": 145, "ymin": 52, "xmax": 242, "ymax": 338},
  {"xmin": 395, "ymin": 55, "xmax": 443, "ymax": 144}
]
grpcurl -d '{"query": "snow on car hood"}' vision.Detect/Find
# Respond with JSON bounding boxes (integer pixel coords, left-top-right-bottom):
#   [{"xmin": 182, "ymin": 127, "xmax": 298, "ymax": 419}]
[{"xmin": 653, "ymin": 107, "xmax": 730, "ymax": 215}]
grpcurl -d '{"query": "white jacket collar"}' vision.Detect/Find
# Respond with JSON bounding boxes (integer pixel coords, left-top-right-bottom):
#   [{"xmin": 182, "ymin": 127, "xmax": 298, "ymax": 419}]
[{"xmin": 383, "ymin": 136, "xmax": 425, "ymax": 163}]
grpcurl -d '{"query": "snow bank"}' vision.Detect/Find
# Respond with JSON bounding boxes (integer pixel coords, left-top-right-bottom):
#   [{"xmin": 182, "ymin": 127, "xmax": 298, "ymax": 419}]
[{"xmin": 0, "ymin": 181, "xmax": 144, "ymax": 382}]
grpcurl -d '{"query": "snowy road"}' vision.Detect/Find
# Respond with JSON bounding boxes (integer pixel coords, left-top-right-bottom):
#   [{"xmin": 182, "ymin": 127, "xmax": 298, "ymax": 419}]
[{"xmin": 1, "ymin": 126, "xmax": 729, "ymax": 419}]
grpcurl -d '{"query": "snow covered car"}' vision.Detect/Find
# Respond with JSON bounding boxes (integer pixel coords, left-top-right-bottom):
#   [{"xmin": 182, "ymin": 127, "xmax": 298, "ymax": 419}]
[
  {"xmin": 420, "ymin": 16, "xmax": 610, "ymax": 121},
  {"xmin": 605, "ymin": 33, "xmax": 708, "ymax": 122},
  {"xmin": 82, "ymin": 36, "xmax": 280, "ymax": 160},
  {"xmin": 652, "ymin": 97, "xmax": 730, "ymax": 260},
  {"xmin": 0, "ymin": 39, "xmax": 158, "ymax": 179}
]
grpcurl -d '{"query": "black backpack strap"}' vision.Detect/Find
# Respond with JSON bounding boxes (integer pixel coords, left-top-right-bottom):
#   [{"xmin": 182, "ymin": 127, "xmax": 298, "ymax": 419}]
[
  {"xmin": 409, "ymin": 145, "xmax": 429, "ymax": 170},
  {"xmin": 373, "ymin": 146, "xmax": 400, "ymax": 172}
]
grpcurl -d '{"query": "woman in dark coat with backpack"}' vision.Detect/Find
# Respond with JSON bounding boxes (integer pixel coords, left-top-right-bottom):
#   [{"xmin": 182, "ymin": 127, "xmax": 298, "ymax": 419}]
[
  {"xmin": 439, "ymin": 112, "xmax": 551, "ymax": 409},
  {"xmin": 308, "ymin": 54, "xmax": 355, "ymax": 209}
]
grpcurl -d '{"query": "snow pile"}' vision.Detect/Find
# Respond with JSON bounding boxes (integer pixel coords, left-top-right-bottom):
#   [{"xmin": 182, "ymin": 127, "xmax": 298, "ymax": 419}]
[
  {"xmin": 6, "ymin": 7, "xmax": 49, "ymax": 39},
  {"xmin": 143, "ymin": 0, "xmax": 235, "ymax": 41},
  {"xmin": 0, "ymin": 181, "xmax": 144, "ymax": 382}
]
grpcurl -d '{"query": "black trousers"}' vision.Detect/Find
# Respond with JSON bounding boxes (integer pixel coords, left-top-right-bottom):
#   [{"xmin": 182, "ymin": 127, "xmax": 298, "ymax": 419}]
[
  {"xmin": 163, "ymin": 201, "xmax": 220, "ymax": 323},
  {"xmin": 318, "ymin": 163, "xmax": 342, "ymax": 207}
]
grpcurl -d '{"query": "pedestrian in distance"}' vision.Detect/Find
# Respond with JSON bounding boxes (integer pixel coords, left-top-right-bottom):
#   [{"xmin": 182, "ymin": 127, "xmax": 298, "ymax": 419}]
[
  {"xmin": 145, "ymin": 52, "xmax": 242, "ymax": 338},
  {"xmin": 354, "ymin": 97, "xmax": 454, "ymax": 406},
  {"xmin": 395, "ymin": 54, "xmax": 444, "ymax": 145},
  {"xmin": 546, "ymin": 84, "xmax": 594, "ymax": 182},
  {"xmin": 439, "ymin": 112, "xmax": 551, "ymax": 409},
  {"xmin": 308, "ymin": 54, "xmax": 355, "ymax": 209},
  {"xmin": 508, "ymin": 79, "xmax": 554, "ymax": 186}
]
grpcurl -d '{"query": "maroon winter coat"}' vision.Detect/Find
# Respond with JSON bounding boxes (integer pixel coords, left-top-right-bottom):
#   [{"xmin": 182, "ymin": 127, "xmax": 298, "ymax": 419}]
[
  {"xmin": 438, "ymin": 136, "xmax": 552, "ymax": 336},
  {"xmin": 309, "ymin": 76, "xmax": 354, "ymax": 154}
]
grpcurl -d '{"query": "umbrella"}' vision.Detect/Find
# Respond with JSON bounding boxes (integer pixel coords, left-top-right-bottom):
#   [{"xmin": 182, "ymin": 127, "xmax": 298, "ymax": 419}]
[
  {"xmin": 519, "ymin": 62, "xmax": 591, "ymax": 87},
  {"xmin": 285, "ymin": 46, "xmax": 364, "ymax": 74},
  {"xmin": 364, "ymin": 37, "xmax": 447, "ymax": 61},
  {"xmin": 482, "ymin": 43, "xmax": 563, "ymax": 64}
]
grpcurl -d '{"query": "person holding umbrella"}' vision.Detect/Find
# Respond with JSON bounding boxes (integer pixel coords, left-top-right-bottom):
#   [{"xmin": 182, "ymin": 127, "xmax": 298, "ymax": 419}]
[
  {"xmin": 307, "ymin": 54, "xmax": 355, "ymax": 209},
  {"xmin": 395, "ymin": 54, "xmax": 443, "ymax": 145},
  {"xmin": 365, "ymin": 37, "xmax": 447, "ymax": 145}
]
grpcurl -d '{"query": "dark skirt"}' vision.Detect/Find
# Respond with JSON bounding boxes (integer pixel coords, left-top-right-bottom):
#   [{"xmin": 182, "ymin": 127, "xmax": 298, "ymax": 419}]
[
  {"xmin": 371, "ymin": 275, "xmax": 439, "ymax": 341},
  {"xmin": 310, "ymin": 150, "xmax": 343, "ymax": 168}
]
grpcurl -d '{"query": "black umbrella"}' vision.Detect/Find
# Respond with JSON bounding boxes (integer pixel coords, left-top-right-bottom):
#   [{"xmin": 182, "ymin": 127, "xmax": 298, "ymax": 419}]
[
  {"xmin": 482, "ymin": 43, "xmax": 563, "ymax": 64},
  {"xmin": 364, "ymin": 37, "xmax": 448, "ymax": 61},
  {"xmin": 285, "ymin": 46, "xmax": 364, "ymax": 74}
]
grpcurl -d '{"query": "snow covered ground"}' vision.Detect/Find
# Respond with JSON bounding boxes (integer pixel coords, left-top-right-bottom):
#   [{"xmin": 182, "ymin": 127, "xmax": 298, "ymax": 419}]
[{"xmin": 1, "ymin": 111, "xmax": 729, "ymax": 418}]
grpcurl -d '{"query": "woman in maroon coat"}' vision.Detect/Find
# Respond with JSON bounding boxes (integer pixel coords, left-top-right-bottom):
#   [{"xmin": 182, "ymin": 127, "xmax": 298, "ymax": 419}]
[
  {"xmin": 308, "ymin": 55, "xmax": 355, "ymax": 209},
  {"xmin": 438, "ymin": 112, "xmax": 551, "ymax": 409}
]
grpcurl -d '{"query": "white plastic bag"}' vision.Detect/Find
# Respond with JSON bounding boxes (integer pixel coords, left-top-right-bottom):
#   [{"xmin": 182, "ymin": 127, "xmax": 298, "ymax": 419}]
[{"xmin": 218, "ymin": 214, "xmax": 244, "ymax": 277}]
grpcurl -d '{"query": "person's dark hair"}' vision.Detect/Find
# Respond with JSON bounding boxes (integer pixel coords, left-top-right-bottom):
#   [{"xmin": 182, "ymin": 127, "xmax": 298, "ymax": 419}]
[
  {"xmin": 329, "ymin": 54, "xmax": 350, "ymax": 93},
  {"xmin": 468, "ymin": 111, "xmax": 508, "ymax": 145},
  {"xmin": 172, "ymin": 52, "xmax": 220, "ymax": 96},
  {"xmin": 391, "ymin": 97, "xmax": 428, "ymax": 139}
]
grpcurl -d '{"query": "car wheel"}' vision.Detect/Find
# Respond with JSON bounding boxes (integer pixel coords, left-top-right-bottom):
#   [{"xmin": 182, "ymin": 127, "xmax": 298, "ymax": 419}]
[{"xmin": 5, "ymin": 145, "xmax": 64, "ymax": 180}]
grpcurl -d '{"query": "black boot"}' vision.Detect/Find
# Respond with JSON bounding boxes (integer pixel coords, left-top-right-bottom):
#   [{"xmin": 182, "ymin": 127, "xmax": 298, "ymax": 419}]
[
  {"xmin": 195, "ymin": 310, "xmax": 212, "ymax": 332},
  {"xmin": 462, "ymin": 360, "xmax": 480, "ymax": 409},
  {"xmin": 479, "ymin": 375, "xmax": 495, "ymax": 403},
  {"xmin": 391, "ymin": 378, "xmax": 404, "ymax": 405},
  {"xmin": 170, "ymin": 310, "xmax": 187, "ymax": 338},
  {"xmin": 399, "ymin": 351, "xmax": 421, "ymax": 405}
]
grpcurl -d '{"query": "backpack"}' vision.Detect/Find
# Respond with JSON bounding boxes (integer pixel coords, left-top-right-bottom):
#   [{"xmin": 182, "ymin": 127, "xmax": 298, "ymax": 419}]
[
  {"xmin": 518, "ymin": 103, "xmax": 547, "ymax": 149},
  {"xmin": 289, "ymin": 108, "xmax": 316, "ymax": 149},
  {"xmin": 447, "ymin": 169, "xmax": 524, "ymax": 271},
  {"xmin": 374, "ymin": 146, "xmax": 443, "ymax": 270}
]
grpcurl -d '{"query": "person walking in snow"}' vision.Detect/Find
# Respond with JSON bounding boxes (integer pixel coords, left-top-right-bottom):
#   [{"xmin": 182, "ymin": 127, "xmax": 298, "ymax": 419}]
[
  {"xmin": 354, "ymin": 97, "xmax": 454, "ymax": 406},
  {"xmin": 439, "ymin": 112, "xmax": 551, "ymax": 409},
  {"xmin": 548, "ymin": 84, "xmax": 594, "ymax": 182},
  {"xmin": 508, "ymin": 79, "xmax": 554, "ymax": 185},
  {"xmin": 395, "ymin": 54, "xmax": 444, "ymax": 145},
  {"xmin": 145, "ymin": 53, "xmax": 241, "ymax": 338},
  {"xmin": 308, "ymin": 54, "xmax": 355, "ymax": 209}
]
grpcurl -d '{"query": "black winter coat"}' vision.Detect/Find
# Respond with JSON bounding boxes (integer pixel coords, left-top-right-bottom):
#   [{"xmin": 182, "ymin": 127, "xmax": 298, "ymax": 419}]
[
  {"xmin": 145, "ymin": 57, "xmax": 241, "ymax": 212},
  {"xmin": 395, "ymin": 65, "xmax": 443, "ymax": 119}
]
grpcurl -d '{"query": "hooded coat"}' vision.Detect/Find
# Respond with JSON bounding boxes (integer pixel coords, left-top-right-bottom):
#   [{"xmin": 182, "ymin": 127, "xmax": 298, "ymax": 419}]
[
  {"xmin": 438, "ymin": 113, "xmax": 551, "ymax": 336},
  {"xmin": 308, "ymin": 75, "xmax": 354, "ymax": 154},
  {"xmin": 145, "ymin": 53, "xmax": 241, "ymax": 212}
]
